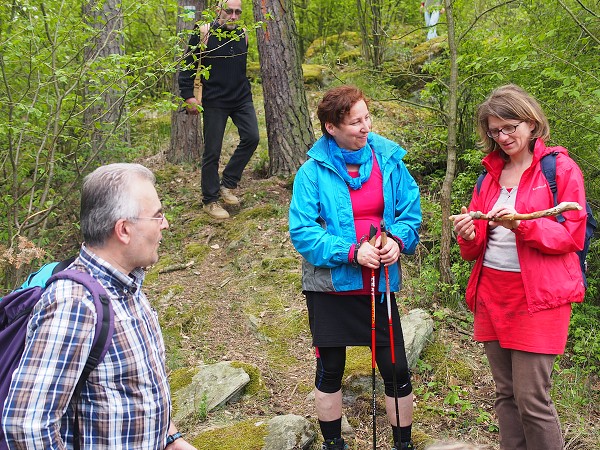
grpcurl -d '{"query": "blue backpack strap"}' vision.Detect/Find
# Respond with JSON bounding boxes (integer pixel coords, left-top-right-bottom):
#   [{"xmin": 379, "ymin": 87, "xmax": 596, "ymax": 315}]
[
  {"xmin": 46, "ymin": 269, "xmax": 114, "ymax": 450},
  {"xmin": 17, "ymin": 257, "xmax": 77, "ymax": 291},
  {"xmin": 540, "ymin": 152, "xmax": 565, "ymax": 223},
  {"xmin": 19, "ymin": 263, "xmax": 60, "ymax": 290}
]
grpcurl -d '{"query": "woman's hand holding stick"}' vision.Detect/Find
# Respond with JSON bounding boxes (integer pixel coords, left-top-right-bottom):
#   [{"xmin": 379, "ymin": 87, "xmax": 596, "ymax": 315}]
[{"xmin": 448, "ymin": 201, "xmax": 581, "ymax": 222}]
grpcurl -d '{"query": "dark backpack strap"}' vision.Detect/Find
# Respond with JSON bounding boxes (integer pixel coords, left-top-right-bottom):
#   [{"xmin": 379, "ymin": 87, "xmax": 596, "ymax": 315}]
[
  {"xmin": 476, "ymin": 170, "xmax": 487, "ymax": 194},
  {"xmin": 51, "ymin": 256, "xmax": 77, "ymax": 275},
  {"xmin": 540, "ymin": 152, "xmax": 565, "ymax": 223},
  {"xmin": 46, "ymin": 269, "xmax": 114, "ymax": 450}
]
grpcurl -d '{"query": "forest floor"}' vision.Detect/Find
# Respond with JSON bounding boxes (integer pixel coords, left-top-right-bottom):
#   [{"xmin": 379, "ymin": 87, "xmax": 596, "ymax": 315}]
[{"xmin": 138, "ymin": 84, "xmax": 599, "ymax": 449}]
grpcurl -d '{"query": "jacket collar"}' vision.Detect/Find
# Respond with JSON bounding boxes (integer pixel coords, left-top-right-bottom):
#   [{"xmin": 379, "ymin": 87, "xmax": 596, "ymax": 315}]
[
  {"xmin": 307, "ymin": 132, "xmax": 406, "ymax": 168},
  {"xmin": 481, "ymin": 138, "xmax": 569, "ymax": 183}
]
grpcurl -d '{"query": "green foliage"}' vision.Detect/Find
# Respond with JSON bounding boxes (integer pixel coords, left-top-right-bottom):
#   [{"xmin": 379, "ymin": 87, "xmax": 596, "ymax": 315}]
[
  {"xmin": 303, "ymin": 31, "xmax": 362, "ymax": 64},
  {"xmin": 568, "ymin": 303, "xmax": 600, "ymax": 373},
  {"xmin": 0, "ymin": 0, "xmax": 180, "ymax": 285},
  {"xmin": 293, "ymin": 0, "xmax": 360, "ymax": 59},
  {"xmin": 0, "ymin": 0, "xmax": 270, "ymax": 287},
  {"xmin": 195, "ymin": 392, "xmax": 209, "ymax": 421},
  {"xmin": 396, "ymin": 0, "xmax": 600, "ymax": 303}
]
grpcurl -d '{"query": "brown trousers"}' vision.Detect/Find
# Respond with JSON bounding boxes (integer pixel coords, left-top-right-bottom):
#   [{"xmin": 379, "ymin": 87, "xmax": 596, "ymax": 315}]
[{"xmin": 484, "ymin": 341, "xmax": 564, "ymax": 450}]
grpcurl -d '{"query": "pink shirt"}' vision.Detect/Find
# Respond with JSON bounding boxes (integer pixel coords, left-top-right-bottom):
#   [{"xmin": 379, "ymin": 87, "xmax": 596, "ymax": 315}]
[{"xmin": 343, "ymin": 154, "xmax": 384, "ymax": 295}]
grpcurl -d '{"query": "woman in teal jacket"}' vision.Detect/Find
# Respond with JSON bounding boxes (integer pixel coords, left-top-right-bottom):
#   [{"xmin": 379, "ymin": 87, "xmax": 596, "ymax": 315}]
[{"xmin": 289, "ymin": 86, "xmax": 421, "ymax": 450}]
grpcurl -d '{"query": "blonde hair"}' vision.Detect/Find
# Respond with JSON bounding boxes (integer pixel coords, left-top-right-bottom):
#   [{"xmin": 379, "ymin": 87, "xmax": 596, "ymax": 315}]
[{"xmin": 476, "ymin": 84, "xmax": 550, "ymax": 156}]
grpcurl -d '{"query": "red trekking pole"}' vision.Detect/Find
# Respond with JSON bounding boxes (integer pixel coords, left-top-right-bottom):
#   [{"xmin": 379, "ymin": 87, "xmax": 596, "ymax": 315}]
[
  {"xmin": 381, "ymin": 219, "xmax": 401, "ymax": 442},
  {"xmin": 368, "ymin": 224, "xmax": 378, "ymax": 450}
]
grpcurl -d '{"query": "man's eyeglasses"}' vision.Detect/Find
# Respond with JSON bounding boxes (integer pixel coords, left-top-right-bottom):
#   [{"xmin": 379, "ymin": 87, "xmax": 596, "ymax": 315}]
[
  {"xmin": 224, "ymin": 8, "xmax": 242, "ymax": 15},
  {"xmin": 131, "ymin": 213, "xmax": 167, "ymax": 224},
  {"xmin": 486, "ymin": 121, "xmax": 523, "ymax": 139}
]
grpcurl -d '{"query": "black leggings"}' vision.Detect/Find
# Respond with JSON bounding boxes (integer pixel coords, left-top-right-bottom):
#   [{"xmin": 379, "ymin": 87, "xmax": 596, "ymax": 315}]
[{"xmin": 315, "ymin": 345, "xmax": 412, "ymax": 398}]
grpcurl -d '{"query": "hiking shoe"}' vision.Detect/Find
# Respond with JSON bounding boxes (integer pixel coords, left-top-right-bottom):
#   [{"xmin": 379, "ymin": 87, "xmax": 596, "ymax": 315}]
[
  {"xmin": 393, "ymin": 441, "xmax": 415, "ymax": 450},
  {"xmin": 219, "ymin": 186, "xmax": 240, "ymax": 205},
  {"xmin": 321, "ymin": 437, "xmax": 348, "ymax": 450},
  {"xmin": 203, "ymin": 201, "xmax": 230, "ymax": 219}
]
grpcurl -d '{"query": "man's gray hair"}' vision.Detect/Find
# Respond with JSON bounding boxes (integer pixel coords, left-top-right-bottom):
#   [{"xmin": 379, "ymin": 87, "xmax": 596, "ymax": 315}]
[{"xmin": 81, "ymin": 163, "xmax": 156, "ymax": 247}]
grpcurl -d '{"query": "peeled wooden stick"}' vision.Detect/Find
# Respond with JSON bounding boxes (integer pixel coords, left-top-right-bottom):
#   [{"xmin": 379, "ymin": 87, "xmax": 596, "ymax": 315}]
[{"xmin": 448, "ymin": 201, "xmax": 582, "ymax": 221}]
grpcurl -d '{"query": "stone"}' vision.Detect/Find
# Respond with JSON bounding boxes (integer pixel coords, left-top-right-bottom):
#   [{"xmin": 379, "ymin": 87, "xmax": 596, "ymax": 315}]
[
  {"xmin": 401, "ymin": 308, "xmax": 434, "ymax": 368},
  {"xmin": 172, "ymin": 361, "xmax": 250, "ymax": 423},
  {"xmin": 262, "ymin": 414, "xmax": 315, "ymax": 450}
]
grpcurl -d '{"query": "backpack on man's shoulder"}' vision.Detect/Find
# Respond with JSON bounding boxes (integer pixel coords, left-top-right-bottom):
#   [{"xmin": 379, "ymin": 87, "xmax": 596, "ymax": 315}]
[
  {"xmin": 14, "ymin": 257, "xmax": 76, "ymax": 291},
  {"xmin": 475, "ymin": 152, "xmax": 598, "ymax": 287},
  {"xmin": 0, "ymin": 268, "xmax": 114, "ymax": 450}
]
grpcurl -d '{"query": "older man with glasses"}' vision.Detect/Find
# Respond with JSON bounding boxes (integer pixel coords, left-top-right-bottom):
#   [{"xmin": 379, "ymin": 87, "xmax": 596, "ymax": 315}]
[{"xmin": 3, "ymin": 163, "xmax": 196, "ymax": 450}]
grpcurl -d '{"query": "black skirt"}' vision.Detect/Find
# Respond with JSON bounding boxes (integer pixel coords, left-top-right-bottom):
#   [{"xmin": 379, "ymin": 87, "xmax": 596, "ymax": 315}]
[{"xmin": 306, "ymin": 291, "xmax": 405, "ymax": 348}]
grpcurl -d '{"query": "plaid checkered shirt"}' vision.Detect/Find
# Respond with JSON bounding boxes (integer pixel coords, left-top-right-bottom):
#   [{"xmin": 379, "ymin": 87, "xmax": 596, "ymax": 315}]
[{"xmin": 3, "ymin": 245, "xmax": 171, "ymax": 449}]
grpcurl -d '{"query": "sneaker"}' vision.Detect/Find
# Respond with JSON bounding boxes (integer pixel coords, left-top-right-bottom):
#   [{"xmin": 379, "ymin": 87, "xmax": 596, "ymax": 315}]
[
  {"xmin": 393, "ymin": 441, "xmax": 415, "ymax": 450},
  {"xmin": 321, "ymin": 437, "xmax": 348, "ymax": 450},
  {"xmin": 219, "ymin": 186, "xmax": 240, "ymax": 205},
  {"xmin": 203, "ymin": 201, "xmax": 230, "ymax": 219}
]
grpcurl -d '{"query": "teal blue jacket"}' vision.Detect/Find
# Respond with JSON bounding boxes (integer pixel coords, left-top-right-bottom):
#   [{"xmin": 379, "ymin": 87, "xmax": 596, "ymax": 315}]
[{"xmin": 289, "ymin": 133, "xmax": 421, "ymax": 293}]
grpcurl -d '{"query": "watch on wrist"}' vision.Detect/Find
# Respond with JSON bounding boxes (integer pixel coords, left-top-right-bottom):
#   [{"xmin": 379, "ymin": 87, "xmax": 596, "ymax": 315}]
[
  {"xmin": 352, "ymin": 242, "xmax": 361, "ymax": 267},
  {"xmin": 166, "ymin": 431, "xmax": 183, "ymax": 446}
]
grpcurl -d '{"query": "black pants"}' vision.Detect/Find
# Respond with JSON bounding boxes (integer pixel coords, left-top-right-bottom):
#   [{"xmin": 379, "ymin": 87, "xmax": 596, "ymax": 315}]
[
  {"xmin": 201, "ymin": 102, "xmax": 259, "ymax": 204},
  {"xmin": 315, "ymin": 346, "xmax": 412, "ymax": 398}
]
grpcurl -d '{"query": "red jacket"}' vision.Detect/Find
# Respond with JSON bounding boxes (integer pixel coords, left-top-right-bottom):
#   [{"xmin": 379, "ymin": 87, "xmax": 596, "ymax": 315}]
[{"xmin": 458, "ymin": 139, "xmax": 587, "ymax": 313}]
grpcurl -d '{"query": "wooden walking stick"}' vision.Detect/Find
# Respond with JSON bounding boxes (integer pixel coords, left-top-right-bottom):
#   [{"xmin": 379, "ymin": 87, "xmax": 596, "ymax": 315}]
[{"xmin": 448, "ymin": 201, "xmax": 582, "ymax": 222}]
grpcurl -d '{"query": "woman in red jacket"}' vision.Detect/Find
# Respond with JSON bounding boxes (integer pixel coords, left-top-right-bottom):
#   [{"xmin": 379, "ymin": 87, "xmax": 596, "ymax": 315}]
[{"xmin": 452, "ymin": 84, "xmax": 587, "ymax": 450}]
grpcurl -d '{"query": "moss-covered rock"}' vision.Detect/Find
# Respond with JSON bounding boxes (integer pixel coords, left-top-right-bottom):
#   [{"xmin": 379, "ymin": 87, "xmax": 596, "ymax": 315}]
[
  {"xmin": 302, "ymin": 64, "xmax": 327, "ymax": 85},
  {"xmin": 304, "ymin": 32, "xmax": 362, "ymax": 64},
  {"xmin": 190, "ymin": 419, "xmax": 268, "ymax": 450},
  {"xmin": 169, "ymin": 367, "xmax": 200, "ymax": 393},
  {"xmin": 230, "ymin": 361, "xmax": 269, "ymax": 398}
]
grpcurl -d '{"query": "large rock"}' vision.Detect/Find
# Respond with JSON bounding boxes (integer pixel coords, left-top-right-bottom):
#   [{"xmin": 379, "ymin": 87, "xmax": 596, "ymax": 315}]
[
  {"xmin": 262, "ymin": 414, "xmax": 315, "ymax": 450},
  {"xmin": 401, "ymin": 308, "xmax": 434, "ymax": 368},
  {"xmin": 172, "ymin": 361, "xmax": 250, "ymax": 423}
]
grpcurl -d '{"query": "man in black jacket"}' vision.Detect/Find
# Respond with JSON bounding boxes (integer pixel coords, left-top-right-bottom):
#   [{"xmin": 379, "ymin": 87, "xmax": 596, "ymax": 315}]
[{"xmin": 179, "ymin": 0, "xmax": 259, "ymax": 219}]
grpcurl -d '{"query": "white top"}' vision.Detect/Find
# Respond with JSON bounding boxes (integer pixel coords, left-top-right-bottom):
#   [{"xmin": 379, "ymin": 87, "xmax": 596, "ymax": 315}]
[{"xmin": 483, "ymin": 186, "xmax": 521, "ymax": 272}]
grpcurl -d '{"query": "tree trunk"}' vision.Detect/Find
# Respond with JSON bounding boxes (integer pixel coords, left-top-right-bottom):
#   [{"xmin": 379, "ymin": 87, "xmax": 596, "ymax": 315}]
[
  {"xmin": 356, "ymin": 0, "xmax": 373, "ymax": 63},
  {"xmin": 83, "ymin": 0, "xmax": 127, "ymax": 161},
  {"xmin": 253, "ymin": 0, "xmax": 314, "ymax": 176},
  {"xmin": 370, "ymin": 0, "xmax": 383, "ymax": 68},
  {"xmin": 439, "ymin": 0, "xmax": 458, "ymax": 286},
  {"xmin": 168, "ymin": 0, "xmax": 204, "ymax": 164}
]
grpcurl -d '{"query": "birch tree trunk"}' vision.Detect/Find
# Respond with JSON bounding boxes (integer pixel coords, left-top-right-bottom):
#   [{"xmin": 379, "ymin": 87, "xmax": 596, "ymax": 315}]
[
  {"xmin": 439, "ymin": 0, "xmax": 458, "ymax": 285},
  {"xmin": 253, "ymin": 0, "xmax": 314, "ymax": 175}
]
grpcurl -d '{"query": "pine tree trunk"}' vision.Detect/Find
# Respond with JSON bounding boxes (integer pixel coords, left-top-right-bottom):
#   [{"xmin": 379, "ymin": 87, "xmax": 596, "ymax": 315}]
[
  {"xmin": 253, "ymin": 0, "xmax": 314, "ymax": 176},
  {"xmin": 168, "ymin": 0, "xmax": 204, "ymax": 164},
  {"xmin": 83, "ymin": 0, "xmax": 128, "ymax": 161}
]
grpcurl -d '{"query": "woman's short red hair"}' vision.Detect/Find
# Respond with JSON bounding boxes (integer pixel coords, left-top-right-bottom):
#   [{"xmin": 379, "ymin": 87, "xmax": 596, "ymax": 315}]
[{"xmin": 317, "ymin": 85, "xmax": 368, "ymax": 138}]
